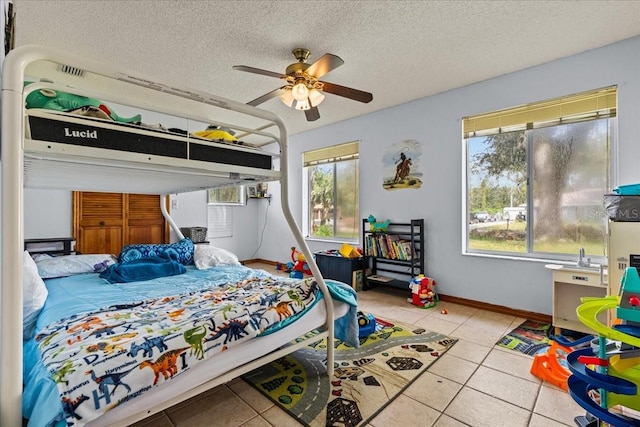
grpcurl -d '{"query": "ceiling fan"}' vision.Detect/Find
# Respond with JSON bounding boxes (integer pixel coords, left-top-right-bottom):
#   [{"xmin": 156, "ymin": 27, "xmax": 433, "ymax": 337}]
[{"xmin": 233, "ymin": 48, "xmax": 373, "ymax": 122}]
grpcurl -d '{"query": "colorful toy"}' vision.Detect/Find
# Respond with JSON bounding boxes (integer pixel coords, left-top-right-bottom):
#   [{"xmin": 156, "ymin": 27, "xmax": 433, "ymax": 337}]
[
  {"xmin": 530, "ymin": 338, "xmax": 582, "ymax": 391},
  {"xmin": 339, "ymin": 242, "xmax": 361, "ymax": 258},
  {"xmin": 409, "ymin": 275, "xmax": 437, "ymax": 308},
  {"xmin": 192, "ymin": 125, "xmax": 238, "ymax": 143},
  {"xmin": 289, "ymin": 247, "xmax": 312, "ymax": 278},
  {"xmin": 357, "ymin": 311, "xmax": 376, "ymax": 338},
  {"xmin": 367, "ymin": 215, "xmax": 391, "ymax": 232},
  {"xmin": 566, "ymin": 267, "xmax": 640, "ymax": 426},
  {"xmin": 25, "ymin": 82, "xmax": 142, "ymax": 123}
]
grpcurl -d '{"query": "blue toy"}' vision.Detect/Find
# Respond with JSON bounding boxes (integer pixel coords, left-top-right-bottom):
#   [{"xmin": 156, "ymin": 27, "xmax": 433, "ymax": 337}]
[
  {"xmin": 357, "ymin": 311, "xmax": 376, "ymax": 338},
  {"xmin": 367, "ymin": 215, "xmax": 391, "ymax": 232}
]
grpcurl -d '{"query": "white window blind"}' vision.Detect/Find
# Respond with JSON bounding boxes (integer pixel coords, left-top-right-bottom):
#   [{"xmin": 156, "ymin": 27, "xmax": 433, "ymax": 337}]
[{"xmin": 207, "ymin": 205, "xmax": 233, "ymax": 238}]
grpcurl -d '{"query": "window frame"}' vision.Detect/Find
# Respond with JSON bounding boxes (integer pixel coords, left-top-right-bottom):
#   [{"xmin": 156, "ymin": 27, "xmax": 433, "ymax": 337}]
[
  {"xmin": 462, "ymin": 87, "xmax": 617, "ymax": 263},
  {"xmin": 207, "ymin": 186, "xmax": 246, "ymax": 206},
  {"xmin": 303, "ymin": 141, "xmax": 360, "ymax": 243}
]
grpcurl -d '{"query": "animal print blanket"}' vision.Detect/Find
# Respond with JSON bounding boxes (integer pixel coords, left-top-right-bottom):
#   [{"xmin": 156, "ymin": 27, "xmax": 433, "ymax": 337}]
[{"xmin": 34, "ymin": 275, "xmax": 318, "ymax": 426}]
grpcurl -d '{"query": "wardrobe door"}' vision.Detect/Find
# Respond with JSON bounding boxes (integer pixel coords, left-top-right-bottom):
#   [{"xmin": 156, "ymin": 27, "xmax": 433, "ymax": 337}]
[
  {"xmin": 126, "ymin": 194, "xmax": 167, "ymax": 245},
  {"xmin": 73, "ymin": 192, "xmax": 124, "ymax": 255},
  {"xmin": 73, "ymin": 192, "xmax": 169, "ymax": 255}
]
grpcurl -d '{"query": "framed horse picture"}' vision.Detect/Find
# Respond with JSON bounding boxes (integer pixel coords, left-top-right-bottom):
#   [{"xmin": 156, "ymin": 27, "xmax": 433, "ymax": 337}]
[{"xmin": 382, "ymin": 139, "xmax": 424, "ymax": 190}]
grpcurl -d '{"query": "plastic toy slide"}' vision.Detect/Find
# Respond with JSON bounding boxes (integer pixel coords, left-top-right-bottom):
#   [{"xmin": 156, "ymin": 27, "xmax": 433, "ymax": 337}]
[
  {"xmin": 576, "ymin": 296, "xmax": 640, "ymax": 349},
  {"xmin": 567, "ymin": 296, "xmax": 640, "ymax": 424},
  {"xmin": 530, "ymin": 340, "xmax": 573, "ymax": 391},
  {"xmin": 568, "ymin": 376, "xmax": 640, "ymax": 427}
]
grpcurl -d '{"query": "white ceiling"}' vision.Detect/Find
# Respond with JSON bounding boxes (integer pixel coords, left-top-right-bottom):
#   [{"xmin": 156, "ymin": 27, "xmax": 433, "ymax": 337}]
[{"xmin": 12, "ymin": 0, "xmax": 640, "ymax": 136}]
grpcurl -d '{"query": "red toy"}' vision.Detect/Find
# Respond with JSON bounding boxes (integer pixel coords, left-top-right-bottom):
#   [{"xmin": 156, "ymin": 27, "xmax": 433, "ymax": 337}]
[
  {"xmin": 289, "ymin": 246, "xmax": 312, "ymax": 278},
  {"xmin": 409, "ymin": 275, "xmax": 437, "ymax": 308}
]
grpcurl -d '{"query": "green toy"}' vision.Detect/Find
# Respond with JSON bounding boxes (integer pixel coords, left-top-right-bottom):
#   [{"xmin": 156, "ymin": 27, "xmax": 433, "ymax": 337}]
[{"xmin": 25, "ymin": 83, "xmax": 141, "ymax": 124}]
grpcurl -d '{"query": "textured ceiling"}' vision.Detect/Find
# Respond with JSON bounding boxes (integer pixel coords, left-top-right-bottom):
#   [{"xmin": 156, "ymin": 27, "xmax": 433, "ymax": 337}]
[{"xmin": 12, "ymin": 0, "xmax": 640, "ymax": 137}]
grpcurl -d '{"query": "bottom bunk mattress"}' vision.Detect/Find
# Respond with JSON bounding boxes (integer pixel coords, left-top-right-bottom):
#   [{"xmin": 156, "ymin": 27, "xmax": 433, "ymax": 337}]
[{"xmin": 23, "ymin": 264, "xmax": 357, "ymax": 427}]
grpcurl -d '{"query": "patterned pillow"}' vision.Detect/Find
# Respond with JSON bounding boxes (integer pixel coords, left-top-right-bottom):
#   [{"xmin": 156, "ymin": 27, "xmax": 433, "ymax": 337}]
[{"xmin": 118, "ymin": 238, "xmax": 194, "ymax": 265}]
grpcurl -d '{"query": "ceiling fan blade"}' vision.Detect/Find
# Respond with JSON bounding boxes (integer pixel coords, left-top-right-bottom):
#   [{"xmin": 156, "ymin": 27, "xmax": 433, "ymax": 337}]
[
  {"xmin": 321, "ymin": 81, "xmax": 373, "ymax": 103},
  {"xmin": 305, "ymin": 53, "xmax": 344, "ymax": 79},
  {"xmin": 247, "ymin": 87, "xmax": 286, "ymax": 106},
  {"xmin": 305, "ymin": 106, "xmax": 320, "ymax": 122},
  {"xmin": 232, "ymin": 65, "xmax": 287, "ymax": 79}
]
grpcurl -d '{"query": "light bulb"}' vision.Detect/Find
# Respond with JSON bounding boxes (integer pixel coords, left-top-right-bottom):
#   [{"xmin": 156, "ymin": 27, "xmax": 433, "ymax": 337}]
[
  {"xmin": 292, "ymin": 83, "xmax": 309, "ymax": 102},
  {"xmin": 295, "ymin": 98, "xmax": 310, "ymax": 111},
  {"xmin": 308, "ymin": 89, "xmax": 325, "ymax": 107},
  {"xmin": 279, "ymin": 89, "xmax": 294, "ymax": 107}
]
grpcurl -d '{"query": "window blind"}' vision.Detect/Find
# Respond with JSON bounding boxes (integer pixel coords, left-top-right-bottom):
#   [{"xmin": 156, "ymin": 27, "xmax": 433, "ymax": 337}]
[
  {"xmin": 303, "ymin": 141, "xmax": 359, "ymax": 166},
  {"xmin": 207, "ymin": 205, "xmax": 233, "ymax": 238},
  {"xmin": 463, "ymin": 86, "xmax": 617, "ymax": 138}
]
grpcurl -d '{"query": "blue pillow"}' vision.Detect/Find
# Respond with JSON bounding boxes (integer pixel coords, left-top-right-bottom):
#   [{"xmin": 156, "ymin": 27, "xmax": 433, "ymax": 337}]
[{"xmin": 118, "ymin": 238, "xmax": 194, "ymax": 265}]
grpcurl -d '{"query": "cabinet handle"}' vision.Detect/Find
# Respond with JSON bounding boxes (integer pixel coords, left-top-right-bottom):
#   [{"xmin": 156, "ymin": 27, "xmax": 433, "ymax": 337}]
[
  {"xmin": 99, "ymin": 221, "xmax": 105, "ymax": 226},
  {"xmin": 572, "ymin": 275, "xmax": 588, "ymax": 281}
]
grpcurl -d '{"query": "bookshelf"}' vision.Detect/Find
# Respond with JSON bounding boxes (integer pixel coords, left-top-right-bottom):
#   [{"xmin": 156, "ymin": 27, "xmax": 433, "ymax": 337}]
[{"xmin": 362, "ymin": 218, "xmax": 424, "ymax": 290}]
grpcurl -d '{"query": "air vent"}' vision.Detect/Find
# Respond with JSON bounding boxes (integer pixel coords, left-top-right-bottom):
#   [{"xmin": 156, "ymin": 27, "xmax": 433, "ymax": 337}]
[{"xmin": 57, "ymin": 64, "xmax": 85, "ymax": 78}]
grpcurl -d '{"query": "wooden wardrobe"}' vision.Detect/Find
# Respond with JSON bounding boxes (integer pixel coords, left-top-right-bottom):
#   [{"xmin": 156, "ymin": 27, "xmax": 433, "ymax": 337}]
[{"xmin": 72, "ymin": 192, "xmax": 170, "ymax": 255}]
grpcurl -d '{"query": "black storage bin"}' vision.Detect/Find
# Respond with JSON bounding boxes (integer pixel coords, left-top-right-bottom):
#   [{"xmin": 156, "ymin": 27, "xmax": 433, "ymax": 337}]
[
  {"xmin": 603, "ymin": 194, "xmax": 640, "ymax": 222},
  {"xmin": 314, "ymin": 251, "xmax": 364, "ymax": 289}
]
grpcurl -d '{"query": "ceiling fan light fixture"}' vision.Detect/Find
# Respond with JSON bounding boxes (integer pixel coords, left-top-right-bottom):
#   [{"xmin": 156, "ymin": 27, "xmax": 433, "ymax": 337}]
[
  {"xmin": 292, "ymin": 82, "xmax": 309, "ymax": 101},
  {"xmin": 308, "ymin": 88, "xmax": 325, "ymax": 107},
  {"xmin": 294, "ymin": 98, "xmax": 311, "ymax": 111},
  {"xmin": 279, "ymin": 89, "xmax": 295, "ymax": 107}
]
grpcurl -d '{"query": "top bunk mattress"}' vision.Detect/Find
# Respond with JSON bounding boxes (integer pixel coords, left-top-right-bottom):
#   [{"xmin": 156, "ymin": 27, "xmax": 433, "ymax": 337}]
[{"xmin": 12, "ymin": 52, "xmax": 285, "ymax": 194}]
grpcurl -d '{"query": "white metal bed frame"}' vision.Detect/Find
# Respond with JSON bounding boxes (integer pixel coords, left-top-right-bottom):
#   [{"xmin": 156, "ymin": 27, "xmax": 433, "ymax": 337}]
[{"xmin": 1, "ymin": 45, "xmax": 335, "ymax": 427}]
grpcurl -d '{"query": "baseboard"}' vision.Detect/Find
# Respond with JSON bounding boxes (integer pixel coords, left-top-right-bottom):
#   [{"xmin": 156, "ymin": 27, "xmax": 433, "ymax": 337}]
[
  {"xmin": 438, "ymin": 293, "xmax": 552, "ymax": 324},
  {"xmin": 240, "ymin": 258, "xmax": 276, "ymax": 265},
  {"xmin": 244, "ymin": 259, "xmax": 552, "ymax": 324}
]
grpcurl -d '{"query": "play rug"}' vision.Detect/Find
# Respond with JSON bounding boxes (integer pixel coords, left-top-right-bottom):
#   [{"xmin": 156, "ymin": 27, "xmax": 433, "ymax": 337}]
[
  {"xmin": 497, "ymin": 319, "xmax": 552, "ymax": 356},
  {"xmin": 242, "ymin": 316, "xmax": 458, "ymax": 427}
]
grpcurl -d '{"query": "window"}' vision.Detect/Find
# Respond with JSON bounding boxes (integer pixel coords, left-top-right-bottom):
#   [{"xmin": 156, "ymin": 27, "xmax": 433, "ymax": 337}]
[
  {"xmin": 463, "ymin": 87, "xmax": 616, "ymax": 260},
  {"xmin": 304, "ymin": 141, "xmax": 359, "ymax": 241},
  {"xmin": 207, "ymin": 186, "xmax": 246, "ymax": 206}
]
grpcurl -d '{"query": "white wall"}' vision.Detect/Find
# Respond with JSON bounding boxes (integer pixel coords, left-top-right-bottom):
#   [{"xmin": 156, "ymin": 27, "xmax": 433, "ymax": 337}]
[
  {"xmin": 167, "ymin": 191, "xmax": 261, "ymax": 260},
  {"xmin": 24, "ymin": 189, "xmax": 72, "ymax": 238},
  {"xmin": 23, "ymin": 190, "xmax": 259, "ymax": 260},
  {"xmin": 22, "ymin": 36, "xmax": 640, "ymax": 315}
]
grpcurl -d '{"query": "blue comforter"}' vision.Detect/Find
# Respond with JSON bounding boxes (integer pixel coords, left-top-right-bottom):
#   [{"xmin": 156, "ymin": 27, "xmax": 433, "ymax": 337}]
[{"xmin": 23, "ymin": 265, "xmax": 358, "ymax": 427}]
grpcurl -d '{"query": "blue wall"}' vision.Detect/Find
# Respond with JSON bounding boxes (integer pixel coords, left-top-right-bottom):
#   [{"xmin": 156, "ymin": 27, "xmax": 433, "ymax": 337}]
[{"xmin": 257, "ymin": 36, "xmax": 640, "ymax": 315}]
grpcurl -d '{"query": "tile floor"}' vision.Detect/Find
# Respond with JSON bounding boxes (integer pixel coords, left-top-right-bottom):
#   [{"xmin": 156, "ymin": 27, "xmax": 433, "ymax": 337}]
[{"xmin": 132, "ymin": 263, "xmax": 588, "ymax": 427}]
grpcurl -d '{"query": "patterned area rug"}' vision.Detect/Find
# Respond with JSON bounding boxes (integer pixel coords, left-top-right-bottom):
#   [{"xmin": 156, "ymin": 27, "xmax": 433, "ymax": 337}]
[
  {"xmin": 242, "ymin": 316, "xmax": 457, "ymax": 427},
  {"xmin": 497, "ymin": 320, "xmax": 552, "ymax": 356}
]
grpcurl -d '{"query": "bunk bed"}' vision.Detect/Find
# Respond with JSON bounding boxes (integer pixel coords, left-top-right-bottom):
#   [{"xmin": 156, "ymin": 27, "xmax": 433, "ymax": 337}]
[{"xmin": 1, "ymin": 45, "xmax": 357, "ymax": 427}]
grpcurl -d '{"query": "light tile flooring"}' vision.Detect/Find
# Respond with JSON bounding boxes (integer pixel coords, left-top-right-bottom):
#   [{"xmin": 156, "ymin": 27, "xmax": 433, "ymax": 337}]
[{"xmin": 132, "ymin": 263, "xmax": 587, "ymax": 427}]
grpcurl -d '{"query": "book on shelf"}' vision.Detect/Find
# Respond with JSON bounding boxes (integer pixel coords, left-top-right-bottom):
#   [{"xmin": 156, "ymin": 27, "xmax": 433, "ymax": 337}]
[
  {"xmin": 365, "ymin": 233, "xmax": 413, "ymax": 261},
  {"xmin": 401, "ymin": 241, "xmax": 413, "ymax": 260}
]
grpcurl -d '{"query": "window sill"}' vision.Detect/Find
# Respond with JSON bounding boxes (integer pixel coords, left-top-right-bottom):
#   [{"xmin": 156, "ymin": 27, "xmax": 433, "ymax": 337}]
[
  {"xmin": 462, "ymin": 251, "xmax": 607, "ymax": 267},
  {"xmin": 305, "ymin": 237, "xmax": 360, "ymax": 245}
]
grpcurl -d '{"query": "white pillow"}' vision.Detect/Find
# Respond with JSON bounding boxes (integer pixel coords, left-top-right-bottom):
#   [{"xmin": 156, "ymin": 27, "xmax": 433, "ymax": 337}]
[
  {"xmin": 23, "ymin": 251, "xmax": 48, "ymax": 340},
  {"xmin": 35, "ymin": 254, "xmax": 116, "ymax": 279},
  {"xmin": 194, "ymin": 245, "xmax": 240, "ymax": 270}
]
